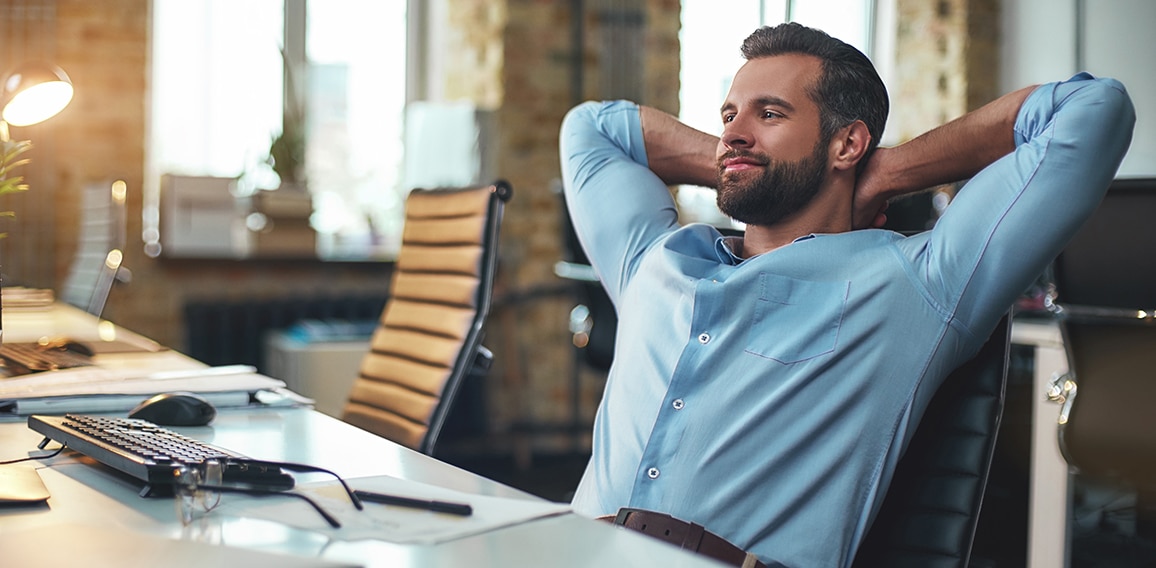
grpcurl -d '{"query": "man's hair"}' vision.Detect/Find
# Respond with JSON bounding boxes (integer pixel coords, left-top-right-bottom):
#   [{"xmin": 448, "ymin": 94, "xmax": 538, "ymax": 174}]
[{"xmin": 741, "ymin": 22, "xmax": 889, "ymax": 167}]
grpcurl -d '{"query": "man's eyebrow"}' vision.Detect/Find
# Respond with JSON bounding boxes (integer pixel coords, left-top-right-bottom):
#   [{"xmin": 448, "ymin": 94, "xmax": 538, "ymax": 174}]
[{"xmin": 719, "ymin": 96, "xmax": 796, "ymax": 115}]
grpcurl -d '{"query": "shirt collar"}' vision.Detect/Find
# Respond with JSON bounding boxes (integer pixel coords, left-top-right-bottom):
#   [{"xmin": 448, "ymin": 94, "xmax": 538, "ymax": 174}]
[
  {"xmin": 714, "ymin": 233, "xmax": 818, "ymax": 264},
  {"xmin": 714, "ymin": 236, "xmax": 745, "ymax": 265}
]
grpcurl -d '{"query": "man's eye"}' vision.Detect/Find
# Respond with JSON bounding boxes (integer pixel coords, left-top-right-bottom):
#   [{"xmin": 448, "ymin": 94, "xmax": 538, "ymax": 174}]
[
  {"xmin": 723, "ymin": 114, "xmax": 735, "ymax": 123},
  {"xmin": 763, "ymin": 110, "xmax": 781, "ymax": 119}
]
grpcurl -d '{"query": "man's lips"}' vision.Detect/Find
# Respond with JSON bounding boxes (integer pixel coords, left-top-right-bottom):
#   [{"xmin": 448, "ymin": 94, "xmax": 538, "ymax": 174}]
[{"xmin": 721, "ymin": 155, "xmax": 766, "ymax": 173}]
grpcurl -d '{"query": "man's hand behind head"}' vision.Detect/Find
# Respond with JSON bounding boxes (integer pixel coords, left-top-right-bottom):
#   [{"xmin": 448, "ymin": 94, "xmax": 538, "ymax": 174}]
[{"xmin": 852, "ymin": 146, "xmax": 895, "ymax": 229}]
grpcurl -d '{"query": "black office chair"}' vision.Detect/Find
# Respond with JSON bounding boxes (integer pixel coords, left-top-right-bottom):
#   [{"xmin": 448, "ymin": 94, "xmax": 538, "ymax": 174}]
[
  {"xmin": 1046, "ymin": 179, "xmax": 1156, "ymax": 544},
  {"xmin": 852, "ymin": 314, "xmax": 1011, "ymax": 568},
  {"xmin": 341, "ymin": 181, "xmax": 512, "ymax": 455}
]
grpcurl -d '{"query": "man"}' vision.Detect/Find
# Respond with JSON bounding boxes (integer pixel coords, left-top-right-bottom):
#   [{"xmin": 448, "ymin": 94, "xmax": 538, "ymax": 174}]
[{"xmin": 559, "ymin": 22, "xmax": 1134, "ymax": 568}]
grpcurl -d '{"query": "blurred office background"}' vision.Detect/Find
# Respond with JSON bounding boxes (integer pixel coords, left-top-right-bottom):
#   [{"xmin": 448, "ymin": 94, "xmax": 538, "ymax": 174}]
[{"xmin": 1, "ymin": 1, "xmax": 1153, "ymax": 565}]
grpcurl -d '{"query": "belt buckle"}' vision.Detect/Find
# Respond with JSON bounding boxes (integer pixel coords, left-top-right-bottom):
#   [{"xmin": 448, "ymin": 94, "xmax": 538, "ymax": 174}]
[{"xmin": 612, "ymin": 507, "xmax": 648, "ymax": 526}]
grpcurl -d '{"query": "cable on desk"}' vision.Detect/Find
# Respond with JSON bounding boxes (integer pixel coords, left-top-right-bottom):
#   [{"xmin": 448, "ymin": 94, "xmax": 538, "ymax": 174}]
[{"xmin": 0, "ymin": 444, "xmax": 65, "ymax": 465}]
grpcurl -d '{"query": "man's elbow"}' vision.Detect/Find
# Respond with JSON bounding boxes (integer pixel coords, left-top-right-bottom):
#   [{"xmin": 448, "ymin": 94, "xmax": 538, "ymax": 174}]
[
  {"xmin": 1072, "ymin": 77, "xmax": 1136, "ymax": 136},
  {"xmin": 1053, "ymin": 77, "xmax": 1137, "ymax": 169},
  {"xmin": 562, "ymin": 101, "xmax": 601, "ymax": 133}
]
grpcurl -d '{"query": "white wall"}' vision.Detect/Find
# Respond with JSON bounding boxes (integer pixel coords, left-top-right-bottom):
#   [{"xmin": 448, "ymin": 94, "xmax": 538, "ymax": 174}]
[
  {"xmin": 1084, "ymin": 0, "xmax": 1156, "ymax": 177},
  {"xmin": 1001, "ymin": 0, "xmax": 1155, "ymax": 177},
  {"xmin": 1000, "ymin": 0, "xmax": 1079, "ymax": 89}
]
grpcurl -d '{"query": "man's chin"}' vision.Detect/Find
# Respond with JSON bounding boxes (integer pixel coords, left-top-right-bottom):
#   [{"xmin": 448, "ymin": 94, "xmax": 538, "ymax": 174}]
[{"xmin": 718, "ymin": 169, "xmax": 758, "ymax": 187}]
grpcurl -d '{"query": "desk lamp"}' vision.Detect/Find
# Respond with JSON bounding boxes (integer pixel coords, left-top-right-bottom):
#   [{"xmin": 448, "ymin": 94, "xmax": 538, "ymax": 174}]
[
  {"xmin": 0, "ymin": 62, "xmax": 73, "ymax": 345},
  {"xmin": 1, "ymin": 62, "xmax": 74, "ymax": 136},
  {"xmin": 0, "ymin": 61, "xmax": 73, "ymax": 193}
]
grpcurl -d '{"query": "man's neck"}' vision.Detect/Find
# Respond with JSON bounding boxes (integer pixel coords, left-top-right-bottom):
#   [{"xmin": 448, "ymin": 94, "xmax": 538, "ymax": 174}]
[{"xmin": 738, "ymin": 184, "xmax": 854, "ymax": 257}]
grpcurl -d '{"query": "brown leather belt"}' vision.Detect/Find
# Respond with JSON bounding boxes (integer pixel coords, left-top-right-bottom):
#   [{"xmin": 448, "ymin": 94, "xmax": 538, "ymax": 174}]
[{"xmin": 603, "ymin": 508, "xmax": 768, "ymax": 568}]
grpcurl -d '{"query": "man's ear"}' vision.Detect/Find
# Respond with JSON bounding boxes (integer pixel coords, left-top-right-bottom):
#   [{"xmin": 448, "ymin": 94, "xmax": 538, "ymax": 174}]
[{"xmin": 830, "ymin": 120, "xmax": 871, "ymax": 172}]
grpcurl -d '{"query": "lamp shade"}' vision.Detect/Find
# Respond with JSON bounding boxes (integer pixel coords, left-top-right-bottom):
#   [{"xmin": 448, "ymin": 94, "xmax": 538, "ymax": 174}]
[{"xmin": 1, "ymin": 62, "xmax": 74, "ymax": 127}]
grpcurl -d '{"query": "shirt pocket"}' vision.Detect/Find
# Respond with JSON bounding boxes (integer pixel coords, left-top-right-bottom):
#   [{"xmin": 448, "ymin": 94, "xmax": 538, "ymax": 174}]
[{"xmin": 744, "ymin": 273, "xmax": 850, "ymax": 364}]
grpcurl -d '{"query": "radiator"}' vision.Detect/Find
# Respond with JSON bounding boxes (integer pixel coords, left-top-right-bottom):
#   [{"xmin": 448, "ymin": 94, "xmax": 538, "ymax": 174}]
[{"xmin": 183, "ymin": 294, "xmax": 387, "ymax": 373}]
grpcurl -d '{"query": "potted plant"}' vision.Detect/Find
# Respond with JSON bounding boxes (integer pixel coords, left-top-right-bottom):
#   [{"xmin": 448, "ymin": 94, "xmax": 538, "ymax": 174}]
[
  {"xmin": 0, "ymin": 137, "xmax": 33, "ymax": 233},
  {"xmin": 268, "ymin": 103, "xmax": 305, "ymax": 189},
  {"xmin": 268, "ymin": 47, "xmax": 306, "ymax": 190}
]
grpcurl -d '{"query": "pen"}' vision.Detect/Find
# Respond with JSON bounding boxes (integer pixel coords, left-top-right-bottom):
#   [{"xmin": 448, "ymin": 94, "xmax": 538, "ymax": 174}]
[{"xmin": 353, "ymin": 489, "xmax": 473, "ymax": 516}]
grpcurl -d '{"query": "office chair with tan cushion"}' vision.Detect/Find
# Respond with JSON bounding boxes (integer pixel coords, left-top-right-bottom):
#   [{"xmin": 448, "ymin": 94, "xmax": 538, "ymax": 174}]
[
  {"xmin": 852, "ymin": 314, "xmax": 1011, "ymax": 568},
  {"xmin": 341, "ymin": 181, "xmax": 512, "ymax": 455}
]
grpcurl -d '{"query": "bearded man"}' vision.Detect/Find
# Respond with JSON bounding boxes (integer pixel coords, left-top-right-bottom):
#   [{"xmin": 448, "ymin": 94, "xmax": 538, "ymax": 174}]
[{"xmin": 558, "ymin": 21, "xmax": 1134, "ymax": 568}]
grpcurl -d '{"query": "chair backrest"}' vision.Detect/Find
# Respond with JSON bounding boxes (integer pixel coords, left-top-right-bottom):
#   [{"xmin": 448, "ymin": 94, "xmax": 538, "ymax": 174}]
[
  {"xmin": 60, "ymin": 180, "xmax": 129, "ymax": 317},
  {"xmin": 1048, "ymin": 179, "xmax": 1156, "ymax": 489},
  {"xmin": 852, "ymin": 314, "xmax": 1011, "ymax": 568},
  {"xmin": 341, "ymin": 181, "xmax": 511, "ymax": 454}
]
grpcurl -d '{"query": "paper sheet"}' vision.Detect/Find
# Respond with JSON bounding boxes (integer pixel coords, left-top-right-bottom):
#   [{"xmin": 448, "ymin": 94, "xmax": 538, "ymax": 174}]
[
  {"xmin": 0, "ymin": 366, "xmax": 307, "ymax": 415},
  {"xmin": 0, "ymin": 367, "xmax": 285, "ymax": 399},
  {"xmin": 215, "ymin": 474, "xmax": 572, "ymax": 544}
]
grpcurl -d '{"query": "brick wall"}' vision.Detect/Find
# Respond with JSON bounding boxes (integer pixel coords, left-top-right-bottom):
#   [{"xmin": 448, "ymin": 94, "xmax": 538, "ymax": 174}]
[
  {"xmin": 889, "ymin": 0, "xmax": 1001, "ymax": 227},
  {"xmin": 893, "ymin": 0, "xmax": 1001, "ymax": 139}
]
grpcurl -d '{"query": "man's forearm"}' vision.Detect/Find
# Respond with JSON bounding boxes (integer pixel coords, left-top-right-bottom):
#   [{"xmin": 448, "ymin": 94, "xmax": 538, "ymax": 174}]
[
  {"xmin": 864, "ymin": 85, "xmax": 1038, "ymax": 201},
  {"xmin": 639, "ymin": 105, "xmax": 719, "ymax": 188}
]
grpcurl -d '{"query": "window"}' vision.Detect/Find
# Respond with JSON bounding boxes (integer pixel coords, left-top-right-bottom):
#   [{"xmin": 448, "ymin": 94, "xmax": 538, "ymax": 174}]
[
  {"xmin": 149, "ymin": 1, "xmax": 284, "ymax": 185},
  {"xmin": 146, "ymin": 0, "xmax": 407, "ymax": 260},
  {"xmin": 677, "ymin": 0, "xmax": 883, "ymax": 227},
  {"xmin": 301, "ymin": 0, "xmax": 407, "ymax": 259}
]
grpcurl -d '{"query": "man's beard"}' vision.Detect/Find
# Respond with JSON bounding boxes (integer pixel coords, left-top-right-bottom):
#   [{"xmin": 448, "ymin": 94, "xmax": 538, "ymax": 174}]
[{"xmin": 715, "ymin": 140, "xmax": 828, "ymax": 227}]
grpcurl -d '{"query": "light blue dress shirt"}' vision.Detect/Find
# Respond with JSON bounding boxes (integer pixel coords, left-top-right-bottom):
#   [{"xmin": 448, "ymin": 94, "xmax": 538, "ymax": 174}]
[{"xmin": 559, "ymin": 74, "xmax": 1134, "ymax": 568}]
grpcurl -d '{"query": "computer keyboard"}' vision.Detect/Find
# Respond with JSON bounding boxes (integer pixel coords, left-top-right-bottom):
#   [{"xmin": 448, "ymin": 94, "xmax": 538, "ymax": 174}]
[
  {"xmin": 0, "ymin": 341, "xmax": 93, "ymax": 373},
  {"xmin": 27, "ymin": 414, "xmax": 295, "ymax": 492}
]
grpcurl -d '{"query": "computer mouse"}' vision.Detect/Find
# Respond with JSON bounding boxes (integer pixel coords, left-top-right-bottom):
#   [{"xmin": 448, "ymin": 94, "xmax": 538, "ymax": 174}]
[
  {"xmin": 60, "ymin": 340, "xmax": 94, "ymax": 358},
  {"xmin": 128, "ymin": 392, "xmax": 217, "ymax": 426}
]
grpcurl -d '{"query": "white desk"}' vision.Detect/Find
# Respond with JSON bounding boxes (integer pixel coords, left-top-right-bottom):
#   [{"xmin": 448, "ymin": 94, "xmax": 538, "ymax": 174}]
[
  {"xmin": 1013, "ymin": 319, "xmax": 1071, "ymax": 568},
  {"xmin": 0, "ymin": 305, "xmax": 725, "ymax": 567}
]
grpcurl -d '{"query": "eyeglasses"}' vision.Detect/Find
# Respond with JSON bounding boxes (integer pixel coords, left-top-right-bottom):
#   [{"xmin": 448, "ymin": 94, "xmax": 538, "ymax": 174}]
[
  {"xmin": 174, "ymin": 460, "xmax": 222, "ymax": 526},
  {"xmin": 173, "ymin": 459, "xmax": 363, "ymax": 529}
]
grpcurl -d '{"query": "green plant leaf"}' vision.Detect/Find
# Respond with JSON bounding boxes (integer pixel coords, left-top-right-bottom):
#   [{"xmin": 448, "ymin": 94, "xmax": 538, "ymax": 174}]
[
  {"xmin": 0, "ymin": 158, "xmax": 31, "ymax": 176},
  {"xmin": 2, "ymin": 139, "xmax": 33, "ymax": 161},
  {"xmin": 0, "ymin": 137, "xmax": 35, "ymax": 209},
  {"xmin": 0, "ymin": 179, "xmax": 29, "ymax": 195}
]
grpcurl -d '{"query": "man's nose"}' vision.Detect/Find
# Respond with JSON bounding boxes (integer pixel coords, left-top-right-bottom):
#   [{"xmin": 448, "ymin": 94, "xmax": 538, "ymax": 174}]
[{"xmin": 721, "ymin": 118, "xmax": 753, "ymax": 149}]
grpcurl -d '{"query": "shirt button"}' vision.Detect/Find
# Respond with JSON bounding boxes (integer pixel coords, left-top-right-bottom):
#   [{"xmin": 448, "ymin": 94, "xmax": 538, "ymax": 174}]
[
  {"xmin": 647, "ymin": 467, "xmax": 660, "ymax": 479},
  {"xmin": 698, "ymin": 333, "xmax": 710, "ymax": 344},
  {"xmin": 672, "ymin": 399, "xmax": 685, "ymax": 410}
]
